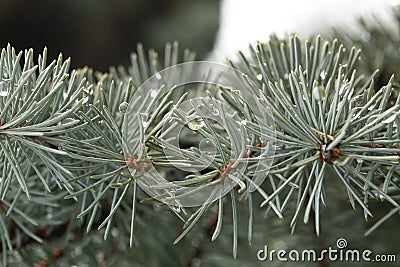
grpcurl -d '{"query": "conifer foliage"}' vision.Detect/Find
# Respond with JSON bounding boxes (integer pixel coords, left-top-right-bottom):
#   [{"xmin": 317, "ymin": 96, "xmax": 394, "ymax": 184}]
[{"xmin": 0, "ymin": 14, "xmax": 399, "ymax": 267}]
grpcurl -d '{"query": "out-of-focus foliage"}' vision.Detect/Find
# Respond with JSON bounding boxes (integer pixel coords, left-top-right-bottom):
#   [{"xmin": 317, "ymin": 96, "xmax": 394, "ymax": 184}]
[{"xmin": 0, "ymin": 0, "xmax": 219, "ymax": 71}]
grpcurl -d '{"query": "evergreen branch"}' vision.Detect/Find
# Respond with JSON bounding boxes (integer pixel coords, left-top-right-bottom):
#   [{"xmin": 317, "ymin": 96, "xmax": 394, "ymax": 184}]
[
  {"xmin": 1, "ymin": 18, "xmax": 400, "ymax": 264},
  {"xmin": 232, "ymin": 34, "xmax": 400, "ymax": 236}
]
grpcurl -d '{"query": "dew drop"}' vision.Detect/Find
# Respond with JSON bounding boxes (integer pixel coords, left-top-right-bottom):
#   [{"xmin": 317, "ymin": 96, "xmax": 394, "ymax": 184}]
[
  {"xmin": 140, "ymin": 113, "xmax": 149, "ymax": 128},
  {"xmin": 142, "ymin": 121, "xmax": 149, "ymax": 128},
  {"xmin": 0, "ymin": 90, "xmax": 8, "ymax": 97},
  {"xmin": 155, "ymin": 72, "xmax": 162, "ymax": 80},
  {"xmin": 256, "ymin": 74, "xmax": 262, "ymax": 81},
  {"xmin": 150, "ymin": 89, "xmax": 157, "ymax": 98},
  {"xmin": 320, "ymin": 71, "xmax": 327, "ymax": 80},
  {"xmin": 119, "ymin": 101, "xmax": 129, "ymax": 114},
  {"xmin": 82, "ymin": 96, "xmax": 89, "ymax": 104},
  {"xmin": 171, "ymin": 205, "xmax": 181, "ymax": 213},
  {"xmin": 188, "ymin": 116, "xmax": 205, "ymax": 131},
  {"xmin": 0, "ymin": 81, "xmax": 8, "ymax": 97},
  {"xmin": 212, "ymin": 107, "xmax": 220, "ymax": 116},
  {"xmin": 313, "ymin": 86, "xmax": 326, "ymax": 101},
  {"xmin": 377, "ymin": 193, "xmax": 386, "ymax": 201}
]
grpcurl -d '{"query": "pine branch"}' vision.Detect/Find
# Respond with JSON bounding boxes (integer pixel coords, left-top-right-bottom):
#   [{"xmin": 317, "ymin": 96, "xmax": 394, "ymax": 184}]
[
  {"xmin": 231, "ymin": 34, "xmax": 400, "ymax": 236},
  {"xmin": 0, "ymin": 16, "xmax": 399, "ymax": 265}
]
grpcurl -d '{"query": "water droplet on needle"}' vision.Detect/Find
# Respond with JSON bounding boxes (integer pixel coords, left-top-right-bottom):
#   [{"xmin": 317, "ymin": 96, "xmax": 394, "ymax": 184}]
[
  {"xmin": 140, "ymin": 113, "xmax": 149, "ymax": 128},
  {"xmin": 188, "ymin": 116, "xmax": 205, "ymax": 131},
  {"xmin": 119, "ymin": 102, "xmax": 129, "ymax": 113},
  {"xmin": 0, "ymin": 81, "xmax": 9, "ymax": 97},
  {"xmin": 150, "ymin": 89, "xmax": 157, "ymax": 98},
  {"xmin": 212, "ymin": 107, "xmax": 220, "ymax": 116}
]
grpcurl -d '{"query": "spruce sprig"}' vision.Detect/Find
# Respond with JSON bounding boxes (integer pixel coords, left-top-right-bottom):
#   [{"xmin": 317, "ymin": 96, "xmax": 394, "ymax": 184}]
[
  {"xmin": 232, "ymin": 35, "xmax": 400, "ymax": 235},
  {"xmin": 0, "ymin": 33, "xmax": 399, "ymax": 265}
]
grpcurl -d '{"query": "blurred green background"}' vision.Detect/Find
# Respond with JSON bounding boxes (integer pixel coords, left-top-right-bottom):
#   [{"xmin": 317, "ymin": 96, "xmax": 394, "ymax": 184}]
[{"xmin": 0, "ymin": 0, "xmax": 220, "ymax": 71}]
